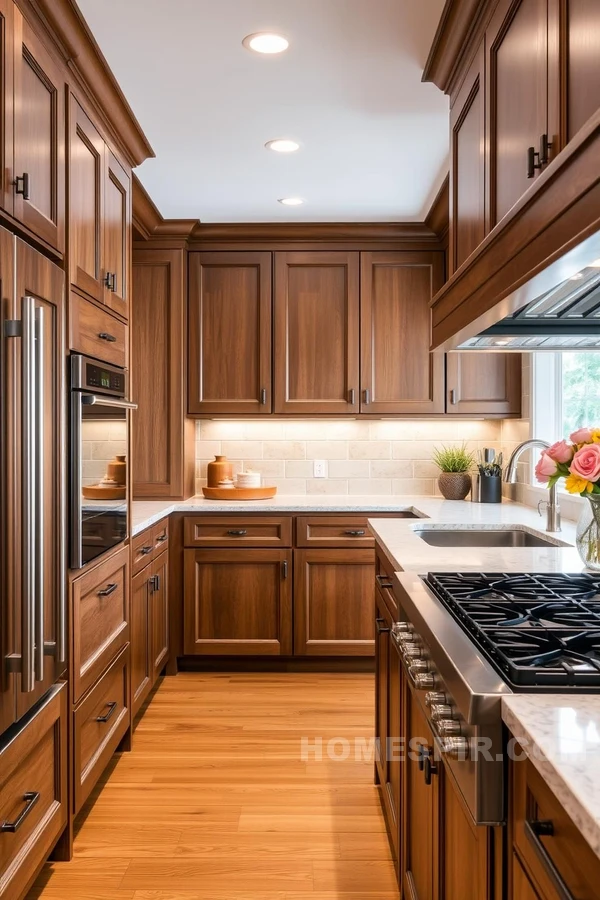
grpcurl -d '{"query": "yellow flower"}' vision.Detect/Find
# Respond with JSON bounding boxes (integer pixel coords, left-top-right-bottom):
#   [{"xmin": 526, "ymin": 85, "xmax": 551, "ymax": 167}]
[
  {"xmin": 592, "ymin": 429, "xmax": 600, "ymax": 445},
  {"xmin": 565, "ymin": 473, "xmax": 594, "ymax": 494}
]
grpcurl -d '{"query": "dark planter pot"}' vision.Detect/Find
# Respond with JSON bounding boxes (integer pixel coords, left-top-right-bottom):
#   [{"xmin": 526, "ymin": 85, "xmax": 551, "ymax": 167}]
[
  {"xmin": 480, "ymin": 474, "xmax": 502, "ymax": 503},
  {"xmin": 438, "ymin": 472, "xmax": 472, "ymax": 501}
]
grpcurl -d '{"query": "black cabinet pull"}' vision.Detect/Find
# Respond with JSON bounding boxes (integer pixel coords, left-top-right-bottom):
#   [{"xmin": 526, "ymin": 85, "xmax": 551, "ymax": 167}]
[
  {"xmin": 141, "ymin": 545, "xmax": 153, "ymax": 555},
  {"xmin": 344, "ymin": 529, "xmax": 366, "ymax": 537},
  {"xmin": 0, "ymin": 791, "xmax": 40, "ymax": 833},
  {"xmin": 156, "ymin": 534, "xmax": 168, "ymax": 544},
  {"xmin": 227, "ymin": 529, "xmax": 247, "ymax": 536},
  {"xmin": 527, "ymin": 145, "xmax": 542, "ymax": 179},
  {"xmin": 98, "ymin": 332, "xmax": 117, "ymax": 342},
  {"xmin": 376, "ymin": 574, "xmax": 394, "ymax": 590},
  {"xmin": 154, "ymin": 574, "xmax": 161, "ymax": 592},
  {"xmin": 539, "ymin": 133, "xmax": 553, "ymax": 166},
  {"xmin": 94, "ymin": 701, "xmax": 118, "ymax": 723},
  {"xmin": 15, "ymin": 173, "xmax": 30, "ymax": 200},
  {"xmin": 423, "ymin": 749, "xmax": 438, "ymax": 785},
  {"xmin": 260, "ymin": 388, "xmax": 267, "ymax": 405},
  {"xmin": 375, "ymin": 617, "xmax": 390, "ymax": 635},
  {"xmin": 282, "ymin": 560, "xmax": 288, "ymax": 579},
  {"xmin": 524, "ymin": 820, "xmax": 574, "ymax": 900},
  {"xmin": 105, "ymin": 272, "xmax": 116, "ymax": 291},
  {"xmin": 97, "ymin": 582, "xmax": 118, "ymax": 598}
]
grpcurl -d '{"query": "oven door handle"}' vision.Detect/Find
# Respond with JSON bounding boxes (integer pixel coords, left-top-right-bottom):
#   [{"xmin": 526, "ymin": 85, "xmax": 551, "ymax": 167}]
[{"xmin": 81, "ymin": 395, "xmax": 138, "ymax": 410}]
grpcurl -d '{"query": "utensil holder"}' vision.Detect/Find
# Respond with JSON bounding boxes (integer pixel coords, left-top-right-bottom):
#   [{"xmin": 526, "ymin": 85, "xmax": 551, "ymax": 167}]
[{"xmin": 480, "ymin": 474, "xmax": 502, "ymax": 503}]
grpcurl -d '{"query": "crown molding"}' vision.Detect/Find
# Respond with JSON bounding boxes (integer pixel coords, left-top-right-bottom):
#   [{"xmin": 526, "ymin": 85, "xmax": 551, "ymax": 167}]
[
  {"xmin": 133, "ymin": 175, "xmax": 198, "ymax": 242},
  {"xmin": 422, "ymin": 0, "xmax": 490, "ymax": 93},
  {"xmin": 25, "ymin": 0, "xmax": 154, "ymax": 167},
  {"xmin": 188, "ymin": 221, "xmax": 440, "ymax": 245},
  {"xmin": 425, "ymin": 174, "xmax": 449, "ymax": 243}
]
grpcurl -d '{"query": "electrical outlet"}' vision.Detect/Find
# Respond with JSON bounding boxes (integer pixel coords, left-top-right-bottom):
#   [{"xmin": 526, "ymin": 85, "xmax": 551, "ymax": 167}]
[{"xmin": 313, "ymin": 459, "xmax": 328, "ymax": 478}]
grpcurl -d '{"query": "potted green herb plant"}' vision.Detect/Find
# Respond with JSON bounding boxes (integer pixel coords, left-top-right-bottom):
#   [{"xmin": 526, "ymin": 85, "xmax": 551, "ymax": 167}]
[{"xmin": 433, "ymin": 444, "xmax": 475, "ymax": 501}]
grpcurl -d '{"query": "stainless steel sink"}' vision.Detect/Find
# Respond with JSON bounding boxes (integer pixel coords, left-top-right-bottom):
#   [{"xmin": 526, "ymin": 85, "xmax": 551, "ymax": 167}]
[{"xmin": 414, "ymin": 528, "xmax": 566, "ymax": 549}]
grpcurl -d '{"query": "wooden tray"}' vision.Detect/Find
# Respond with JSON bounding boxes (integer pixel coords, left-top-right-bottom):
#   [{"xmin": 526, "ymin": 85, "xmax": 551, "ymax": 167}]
[
  {"xmin": 202, "ymin": 486, "xmax": 277, "ymax": 501},
  {"xmin": 82, "ymin": 484, "xmax": 126, "ymax": 500}
]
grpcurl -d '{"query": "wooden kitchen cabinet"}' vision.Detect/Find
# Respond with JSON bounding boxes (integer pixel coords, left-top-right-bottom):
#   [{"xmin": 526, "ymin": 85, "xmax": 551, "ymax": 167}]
[
  {"xmin": 565, "ymin": 0, "xmax": 600, "ymax": 141},
  {"xmin": 0, "ymin": 0, "xmax": 13, "ymax": 218},
  {"xmin": 360, "ymin": 252, "xmax": 445, "ymax": 415},
  {"xmin": 150, "ymin": 550, "xmax": 169, "ymax": 680},
  {"xmin": 132, "ymin": 248, "xmax": 194, "ymax": 498},
  {"xmin": 274, "ymin": 251, "xmax": 360, "ymax": 415},
  {"xmin": 293, "ymin": 549, "xmax": 376, "ymax": 656},
  {"xmin": 131, "ymin": 565, "xmax": 152, "ymax": 715},
  {"xmin": 446, "ymin": 352, "xmax": 522, "ymax": 416},
  {"xmin": 183, "ymin": 548, "xmax": 293, "ymax": 656},
  {"xmin": 188, "ymin": 251, "xmax": 272, "ymax": 415},
  {"xmin": 440, "ymin": 764, "xmax": 491, "ymax": 899}
]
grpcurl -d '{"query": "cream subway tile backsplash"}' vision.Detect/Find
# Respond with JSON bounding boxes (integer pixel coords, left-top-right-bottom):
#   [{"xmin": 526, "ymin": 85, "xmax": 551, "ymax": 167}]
[
  {"xmin": 82, "ymin": 420, "xmax": 127, "ymax": 486},
  {"xmin": 195, "ymin": 419, "xmax": 504, "ymax": 496}
]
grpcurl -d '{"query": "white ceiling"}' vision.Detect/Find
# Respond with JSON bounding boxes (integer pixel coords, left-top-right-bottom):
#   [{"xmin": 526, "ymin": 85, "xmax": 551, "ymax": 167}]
[{"xmin": 77, "ymin": 0, "xmax": 450, "ymax": 223}]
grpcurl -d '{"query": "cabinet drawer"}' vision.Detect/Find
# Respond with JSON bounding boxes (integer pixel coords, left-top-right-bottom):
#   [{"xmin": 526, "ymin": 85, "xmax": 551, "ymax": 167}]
[
  {"xmin": 73, "ymin": 646, "xmax": 130, "ymax": 814},
  {"xmin": 296, "ymin": 516, "xmax": 375, "ymax": 548},
  {"xmin": 184, "ymin": 516, "xmax": 292, "ymax": 548},
  {"xmin": 0, "ymin": 684, "xmax": 67, "ymax": 899},
  {"xmin": 512, "ymin": 756, "xmax": 600, "ymax": 899},
  {"xmin": 131, "ymin": 528, "xmax": 155, "ymax": 576},
  {"xmin": 69, "ymin": 291, "xmax": 127, "ymax": 367},
  {"xmin": 152, "ymin": 519, "xmax": 169, "ymax": 555},
  {"xmin": 73, "ymin": 546, "xmax": 129, "ymax": 704}
]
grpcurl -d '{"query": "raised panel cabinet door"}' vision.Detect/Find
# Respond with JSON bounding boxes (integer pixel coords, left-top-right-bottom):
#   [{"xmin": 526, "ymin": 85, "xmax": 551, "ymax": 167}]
[
  {"xmin": 450, "ymin": 46, "xmax": 486, "ymax": 273},
  {"xmin": 13, "ymin": 11, "xmax": 65, "ymax": 252},
  {"xmin": 132, "ymin": 249, "xmax": 194, "ymax": 498},
  {"xmin": 446, "ymin": 352, "xmax": 522, "ymax": 416},
  {"xmin": 69, "ymin": 95, "xmax": 105, "ymax": 303},
  {"xmin": 130, "ymin": 567, "xmax": 151, "ymax": 718},
  {"xmin": 402, "ymin": 685, "xmax": 438, "ymax": 900},
  {"xmin": 512, "ymin": 854, "xmax": 542, "ymax": 900},
  {"xmin": 0, "ymin": 0, "xmax": 13, "ymax": 216},
  {"xmin": 487, "ymin": 0, "xmax": 549, "ymax": 225},
  {"xmin": 150, "ymin": 550, "xmax": 169, "ymax": 681},
  {"xmin": 360, "ymin": 252, "xmax": 445, "ymax": 415},
  {"xmin": 564, "ymin": 0, "xmax": 600, "ymax": 140},
  {"xmin": 375, "ymin": 591, "xmax": 391, "ymax": 788},
  {"xmin": 183, "ymin": 548, "xmax": 292, "ymax": 656},
  {"xmin": 188, "ymin": 252, "xmax": 272, "ymax": 415},
  {"xmin": 294, "ymin": 549, "xmax": 376, "ymax": 656},
  {"xmin": 386, "ymin": 637, "xmax": 402, "ymax": 868},
  {"xmin": 274, "ymin": 251, "xmax": 360, "ymax": 415},
  {"xmin": 439, "ymin": 765, "xmax": 490, "ymax": 899},
  {"xmin": 103, "ymin": 150, "xmax": 131, "ymax": 319}
]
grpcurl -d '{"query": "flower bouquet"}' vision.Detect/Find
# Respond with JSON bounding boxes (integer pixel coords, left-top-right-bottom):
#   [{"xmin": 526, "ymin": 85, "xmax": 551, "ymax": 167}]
[{"xmin": 535, "ymin": 428, "xmax": 600, "ymax": 569}]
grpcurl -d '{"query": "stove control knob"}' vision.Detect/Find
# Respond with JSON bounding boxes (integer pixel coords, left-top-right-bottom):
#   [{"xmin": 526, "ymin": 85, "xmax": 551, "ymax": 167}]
[
  {"xmin": 402, "ymin": 644, "xmax": 423, "ymax": 660},
  {"xmin": 430, "ymin": 704, "xmax": 453, "ymax": 722},
  {"xmin": 391, "ymin": 622, "xmax": 412, "ymax": 635},
  {"xmin": 425, "ymin": 691, "xmax": 447, "ymax": 708},
  {"xmin": 413, "ymin": 671, "xmax": 435, "ymax": 690},
  {"xmin": 408, "ymin": 659, "xmax": 429, "ymax": 673},
  {"xmin": 437, "ymin": 718, "xmax": 462, "ymax": 737},
  {"xmin": 442, "ymin": 737, "xmax": 470, "ymax": 760},
  {"xmin": 395, "ymin": 632, "xmax": 415, "ymax": 647}
]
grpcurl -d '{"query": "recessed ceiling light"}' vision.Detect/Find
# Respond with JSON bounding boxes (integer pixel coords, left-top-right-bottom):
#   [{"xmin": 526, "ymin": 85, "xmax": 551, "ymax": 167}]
[
  {"xmin": 243, "ymin": 33, "xmax": 289, "ymax": 54},
  {"xmin": 265, "ymin": 139, "xmax": 300, "ymax": 153},
  {"xmin": 278, "ymin": 197, "xmax": 304, "ymax": 206}
]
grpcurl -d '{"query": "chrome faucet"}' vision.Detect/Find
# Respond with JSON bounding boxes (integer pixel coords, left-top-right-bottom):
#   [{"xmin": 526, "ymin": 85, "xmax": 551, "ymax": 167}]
[{"xmin": 504, "ymin": 439, "xmax": 561, "ymax": 533}]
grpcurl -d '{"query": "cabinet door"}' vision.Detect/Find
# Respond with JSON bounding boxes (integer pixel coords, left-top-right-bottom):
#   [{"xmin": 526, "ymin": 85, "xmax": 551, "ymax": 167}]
[
  {"xmin": 0, "ymin": 0, "xmax": 13, "ymax": 216},
  {"xmin": 13, "ymin": 11, "xmax": 65, "ymax": 252},
  {"xmin": 360, "ymin": 252, "xmax": 445, "ymax": 415},
  {"xmin": 386, "ymin": 636, "xmax": 402, "ymax": 867},
  {"xmin": 69, "ymin": 96, "xmax": 105, "ymax": 304},
  {"xmin": 439, "ymin": 765, "xmax": 490, "ymax": 899},
  {"xmin": 487, "ymin": 0, "xmax": 549, "ymax": 225},
  {"xmin": 274, "ymin": 251, "xmax": 360, "ymax": 415},
  {"xmin": 450, "ymin": 46, "xmax": 486, "ymax": 273},
  {"xmin": 188, "ymin": 252, "xmax": 272, "ymax": 415},
  {"xmin": 294, "ymin": 549, "xmax": 375, "ymax": 656},
  {"xmin": 375, "ymin": 591, "xmax": 391, "ymax": 788},
  {"xmin": 512, "ymin": 854, "xmax": 542, "ymax": 899},
  {"xmin": 183, "ymin": 549, "xmax": 292, "ymax": 656},
  {"xmin": 150, "ymin": 550, "xmax": 169, "ymax": 680},
  {"xmin": 131, "ymin": 566, "xmax": 151, "ymax": 718},
  {"xmin": 564, "ymin": 0, "xmax": 600, "ymax": 140},
  {"xmin": 446, "ymin": 353, "xmax": 522, "ymax": 416},
  {"xmin": 132, "ymin": 249, "xmax": 194, "ymax": 498},
  {"xmin": 103, "ymin": 150, "xmax": 131, "ymax": 319},
  {"xmin": 402, "ymin": 687, "xmax": 437, "ymax": 900}
]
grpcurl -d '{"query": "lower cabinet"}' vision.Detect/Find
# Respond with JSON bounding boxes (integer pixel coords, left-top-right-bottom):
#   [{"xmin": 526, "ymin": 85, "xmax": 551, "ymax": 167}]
[
  {"xmin": 131, "ymin": 542, "xmax": 170, "ymax": 718},
  {"xmin": 293, "ymin": 549, "xmax": 375, "ymax": 655},
  {"xmin": 0, "ymin": 684, "xmax": 67, "ymax": 900},
  {"xmin": 183, "ymin": 548, "xmax": 293, "ymax": 655}
]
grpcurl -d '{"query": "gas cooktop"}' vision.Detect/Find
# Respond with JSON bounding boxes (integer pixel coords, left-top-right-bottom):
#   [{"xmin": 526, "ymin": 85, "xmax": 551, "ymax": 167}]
[{"xmin": 425, "ymin": 572, "xmax": 600, "ymax": 690}]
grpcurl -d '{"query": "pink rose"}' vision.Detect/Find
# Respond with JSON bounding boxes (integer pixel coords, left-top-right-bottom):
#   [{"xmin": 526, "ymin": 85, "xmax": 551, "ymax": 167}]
[
  {"xmin": 547, "ymin": 440, "xmax": 573, "ymax": 464},
  {"xmin": 570, "ymin": 427, "xmax": 593, "ymax": 444},
  {"xmin": 570, "ymin": 444, "xmax": 600, "ymax": 483},
  {"xmin": 535, "ymin": 452, "xmax": 558, "ymax": 484}
]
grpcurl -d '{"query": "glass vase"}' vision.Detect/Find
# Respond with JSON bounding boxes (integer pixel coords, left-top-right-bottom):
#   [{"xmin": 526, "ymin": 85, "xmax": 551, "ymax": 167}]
[{"xmin": 575, "ymin": 495, "xmax": 600, "ymax": 571}]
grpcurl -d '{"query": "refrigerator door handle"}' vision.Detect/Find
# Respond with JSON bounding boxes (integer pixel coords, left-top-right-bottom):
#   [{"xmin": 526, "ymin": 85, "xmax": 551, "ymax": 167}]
[
  {"xmin": 21, "ymin": 295, "xmax": 36, "ymax": 693},
  {"xmin": 34, "ymin": 306, "xmax": 44, "ymax": 683}
]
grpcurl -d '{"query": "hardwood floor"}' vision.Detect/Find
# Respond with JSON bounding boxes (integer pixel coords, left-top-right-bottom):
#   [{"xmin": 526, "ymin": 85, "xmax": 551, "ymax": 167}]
[{"xmin": 27, "ymin": 672, "xmax": 397, "ymax": 899}]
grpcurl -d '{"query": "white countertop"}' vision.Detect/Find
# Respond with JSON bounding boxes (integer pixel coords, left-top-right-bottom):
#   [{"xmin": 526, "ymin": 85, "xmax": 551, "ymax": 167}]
[
  {"xmin": 502, "ymin": 696, "xmax": 600, "ymax": 860},
  {"xmin": 131, "ymin": 494, "xmax": 425, "ymax": 536}
]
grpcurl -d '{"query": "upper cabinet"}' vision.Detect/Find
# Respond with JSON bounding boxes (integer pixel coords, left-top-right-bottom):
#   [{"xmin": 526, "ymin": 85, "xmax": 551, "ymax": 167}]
[
  {"xmin": 69, "ymin": 95, "xmax": 131, "ymax": 320},
  {"xmin": 188, "ymin": 251, "xmax": 272, "ymax": 415},
  {"xmin": 12, "ymin": 9, "xmax": 65, "ymax": 253},
  {"xmin": 360, "ymin": 252, "xmax": 445, "ymax": 415},
  {"xmin": 446, "ymin": 352, "xmax": 522, "ymax": 416},
  {"xmin": 565, "ymin": 0, "xmax": 600, "ymax": 140},
  {"xmin": 274, "ymin": 251, "xmax": 360, "ymax": 415}
]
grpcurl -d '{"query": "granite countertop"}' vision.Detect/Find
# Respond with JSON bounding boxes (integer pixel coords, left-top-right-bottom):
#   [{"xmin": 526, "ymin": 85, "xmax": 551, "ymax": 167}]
[{"xmin": 502, "ymin": 696, "xmax": 600, "ymax": 860}]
